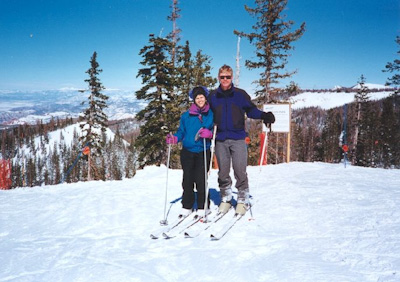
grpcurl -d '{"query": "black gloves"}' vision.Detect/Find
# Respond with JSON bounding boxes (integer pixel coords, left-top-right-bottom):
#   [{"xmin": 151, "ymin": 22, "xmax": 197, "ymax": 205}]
[{"xmin": 261, "ymin": 111, "xmax": 275, "ymax": 125}]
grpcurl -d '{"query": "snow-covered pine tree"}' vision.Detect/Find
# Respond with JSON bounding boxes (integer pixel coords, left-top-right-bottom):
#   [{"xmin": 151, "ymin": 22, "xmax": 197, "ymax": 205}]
[
  {"xmin": 51, "ymin": 142, "xmax": 61, "ymax": 184},
  {"xmin": 234, "ymin": 0, "xmax": 305, "ymax": 103},
  {"xmin": 80, "ymin": 51, "xmax": 109, "ymax": 180},
  {"xmin": 125, "ymin": 138, "xmax": 136, "ymax": 178}
]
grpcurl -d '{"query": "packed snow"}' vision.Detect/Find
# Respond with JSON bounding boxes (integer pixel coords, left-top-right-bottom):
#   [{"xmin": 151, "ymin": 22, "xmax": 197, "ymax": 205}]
[{"xmin": 1, "ymin": 162, "xmax": 399, "ymax": 281}]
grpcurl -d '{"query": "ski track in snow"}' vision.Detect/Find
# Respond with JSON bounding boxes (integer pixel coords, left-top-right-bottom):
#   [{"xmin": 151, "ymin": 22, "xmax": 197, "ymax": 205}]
[{"xmin": 1, "ymin": 162, "xmax": 399, "ymax": 281}]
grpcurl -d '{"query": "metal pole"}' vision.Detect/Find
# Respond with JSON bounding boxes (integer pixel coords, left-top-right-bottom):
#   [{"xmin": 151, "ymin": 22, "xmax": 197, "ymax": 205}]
[
  {"xmin": 203, "ymin": 138, "xmax": 209, "ymax": 220},
  {"xmin": 204, "ymin": 125, "xmax": 217, "ymax": 219},
  {"xmin": 160, "ymin": 142, "xmax": 172, "ymax": 226},
  {"xmin": 208, "ymin": 125, "xmax": 217, "ymax": 175}
]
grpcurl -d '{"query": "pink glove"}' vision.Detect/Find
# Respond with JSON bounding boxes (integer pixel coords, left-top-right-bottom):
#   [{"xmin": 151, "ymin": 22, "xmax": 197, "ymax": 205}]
[
  {"xmin": 166, "ymin": 134, "xmax": 178, "ymax": 144},
  {"xmin": 198, "ymin": 128, "xmax": 213, "ymax": 139}
]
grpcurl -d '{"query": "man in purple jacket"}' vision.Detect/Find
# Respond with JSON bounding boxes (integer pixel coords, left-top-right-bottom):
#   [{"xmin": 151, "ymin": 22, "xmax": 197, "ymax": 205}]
[{"xmin": 208, "ymin": 65, "xmax": 275, "ymax": 216}]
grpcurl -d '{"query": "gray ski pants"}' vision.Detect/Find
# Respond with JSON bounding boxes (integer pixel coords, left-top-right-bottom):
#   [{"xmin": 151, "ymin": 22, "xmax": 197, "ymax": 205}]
[{"xmin": 215, "ymin": 139, "xmax": 249, "ymax": 204}]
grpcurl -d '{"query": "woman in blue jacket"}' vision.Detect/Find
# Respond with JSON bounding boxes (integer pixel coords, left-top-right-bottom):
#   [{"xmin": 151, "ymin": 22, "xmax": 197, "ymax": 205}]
[{"xmin": 166, "ymin": 86, "xmax": 214, "ymax": 218}]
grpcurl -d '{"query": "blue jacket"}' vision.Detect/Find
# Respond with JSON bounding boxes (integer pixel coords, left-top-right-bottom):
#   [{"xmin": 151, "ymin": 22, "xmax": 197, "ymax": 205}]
[
  {"xmin": 174, "ymin": 105, "xmax": 214, "ymax": 153},
  {"xmin": 209, "ymin": 85, "xmax": 263, "ymax": 141}
]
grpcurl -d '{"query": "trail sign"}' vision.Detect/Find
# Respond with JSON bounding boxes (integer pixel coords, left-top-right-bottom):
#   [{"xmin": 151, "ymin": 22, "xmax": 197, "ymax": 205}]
[{"xmin": 263, "ymin": 104, "xmax": 291, "ymax": 133}]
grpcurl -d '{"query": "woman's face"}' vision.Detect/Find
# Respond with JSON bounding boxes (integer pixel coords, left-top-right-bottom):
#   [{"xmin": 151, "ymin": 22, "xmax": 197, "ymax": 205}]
[{"xmin": 195, "ymin": 94, "xmax": 206, "ymax": 108}]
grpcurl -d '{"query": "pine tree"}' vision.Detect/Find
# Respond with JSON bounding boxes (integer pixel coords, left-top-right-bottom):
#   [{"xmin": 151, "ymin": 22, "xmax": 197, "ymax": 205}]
[
  {"xmin": 379, "ymin": 97, "xmax": 397, "ymax": 167},
  {"xmin": 51, "ymin": 142, "xmax": 61, "ymax": 184},
  {"xmin": 383, "ymin": 35, "xmax": 400, "ymax": 167},
  {"xmin": 166, "ymin": 0, "xmax": 184, "ymax": 164},
  {"xmin": 175, "ymin": 41, "xmax": 193, "ymax": 110},
  {"xmin": 80, "ymin": 51, "xmax": 109, "ymax": 180},
  {"xmin": 234, "ymin": 0, "xmax": 306, "ymax": 103},
  {"xmin": 135, "ymin": 4, "xmax": 216, "ymax": 168},
  {"xmin": 26, "ymin": 156, "xmax": 35, "ymax": 187},
  {"xmin": 135, "ymin": 35, "xmax": 175, "ymax": 167},
  {"xmin": 174, "ymin": 42, "xmax": 217, "ymax": 112},
  {"xmin": 352, "ymin": 74, "xmax": 369, "ymax": 161},
  {"xmin": 352, "ymin": 75, "xmax": 376, "ymax": 166},
  {"xmin": 321, "ymin": 109, "xmax": 342, "ymax": 163},
  {"xmin": 355, "ymin": 100, "xmax": 378, "ymax": 167},
  {"xmin": 166, "ymin": 42, "xmax": 217, "ymax": 168},
  {"xmin": 192, "ymin": 50, "xmax": 217, "ymax": 88},
  {"xmin": 383, "ymin": 36, "xmax": 400, "ymax": 90},
  {"xmin": 167, "ymin": 0, "xmax": 181, "ymax": 67},
  {"xmin": 125, "ymin": 137, "xmax": 136, "ymax": 178}
]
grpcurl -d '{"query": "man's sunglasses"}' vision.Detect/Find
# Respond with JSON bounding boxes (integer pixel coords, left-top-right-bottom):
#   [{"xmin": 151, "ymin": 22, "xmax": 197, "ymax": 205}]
[{"xmin": 220, "ymin": 75, "xmax": 232, "ymax": 80}]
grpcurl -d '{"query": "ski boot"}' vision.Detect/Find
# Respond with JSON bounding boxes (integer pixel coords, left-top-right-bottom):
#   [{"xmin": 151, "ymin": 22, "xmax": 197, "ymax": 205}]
[{"xmin": 235, "ymin": 203, "xmax": 249, "ymax": 216}]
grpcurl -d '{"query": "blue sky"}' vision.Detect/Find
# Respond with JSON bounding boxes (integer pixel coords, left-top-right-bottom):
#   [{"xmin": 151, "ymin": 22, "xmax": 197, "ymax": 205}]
[{"xmin": 0, "ymin": 0, "xmax": 399, "ymax": 93}]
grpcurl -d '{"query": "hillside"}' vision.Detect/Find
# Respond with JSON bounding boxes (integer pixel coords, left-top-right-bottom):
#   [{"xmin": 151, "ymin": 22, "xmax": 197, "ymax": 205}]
[
  {"xmin": 1, "ymin": 162, "xmax": 399, "ymax": 281},
  {"xmin": 0, "ymin": 89, "xmax": 143, "ymax": 126},
  {"xmin": 291, "ymin": 84, "xmax": 394, "ymax": 110}
]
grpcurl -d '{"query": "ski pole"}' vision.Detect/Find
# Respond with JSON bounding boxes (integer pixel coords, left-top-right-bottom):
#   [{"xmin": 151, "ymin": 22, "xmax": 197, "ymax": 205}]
[
  {"xmin": 204, "ymin": 125, "xmax": 217, "ymax": 220},
  {"xmin": 259, "ymin": 125, "xmax": 270, "ymax": 169},
  {"xmin": 160, "ymin": 135, "xmax": 172, "ymax": 226},
  {"xmin": 203, "ymin": 138, "xmax": 209, "ymax": 220},
  {"xmin": 208, "ymin": 125, "xmax": 217, "ymax": 175}
]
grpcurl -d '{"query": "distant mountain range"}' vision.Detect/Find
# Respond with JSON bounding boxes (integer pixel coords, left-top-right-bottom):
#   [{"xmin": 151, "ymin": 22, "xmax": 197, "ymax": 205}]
[
  {"xmin": 0, "ymin": 89, "xmax": 145, "ymax": 127},
  {"xmin": 0, "ymin": 84, "xmax": 396, "ymax": 127}
]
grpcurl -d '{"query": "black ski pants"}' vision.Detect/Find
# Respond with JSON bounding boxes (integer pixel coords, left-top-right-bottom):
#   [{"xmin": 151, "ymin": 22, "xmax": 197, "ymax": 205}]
[{"xmin": 180, "ymin": 147, "xmax": 211, "ymax": 210}]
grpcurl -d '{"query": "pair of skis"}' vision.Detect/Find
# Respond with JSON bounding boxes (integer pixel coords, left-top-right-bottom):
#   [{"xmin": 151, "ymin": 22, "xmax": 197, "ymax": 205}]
[
  {"xmin": 150, "ymin": 206, "xmax": 247, "ymax": 240},
  {"xmin": 150, "ymin": 208, "xmax": 224, "ymax": 239}
]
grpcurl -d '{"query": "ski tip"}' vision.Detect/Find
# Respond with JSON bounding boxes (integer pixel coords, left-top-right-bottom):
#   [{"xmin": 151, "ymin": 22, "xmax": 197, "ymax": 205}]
[
  {"xmin": 162, "ymin": 233, "xmax": 174, "ymax": 239},
  {"xmin": 150, "ymin": 234, "xmax": 159, "ymax": 239},
  {"xmin": 210, "ymin": 234, "xmax": 219, "ymax": 241}
]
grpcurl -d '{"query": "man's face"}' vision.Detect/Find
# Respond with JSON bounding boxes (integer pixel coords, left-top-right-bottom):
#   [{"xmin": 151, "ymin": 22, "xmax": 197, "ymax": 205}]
[{"xmin": 219, "ymin": 71, "xmax": 232, "ymax": 91}]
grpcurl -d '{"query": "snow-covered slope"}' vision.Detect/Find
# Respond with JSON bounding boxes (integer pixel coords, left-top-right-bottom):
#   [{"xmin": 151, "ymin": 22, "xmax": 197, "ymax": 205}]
[
  {"xmin": 1, "ymin": 162, "xmax": 399, "ymax": 281},
  {"xmin": 351, "ymin": 83, "xmax": 391, "ymax": 90},
  {"xmin": 291, "ymin": 90, "xmax": 393, "ymax": 110}
]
